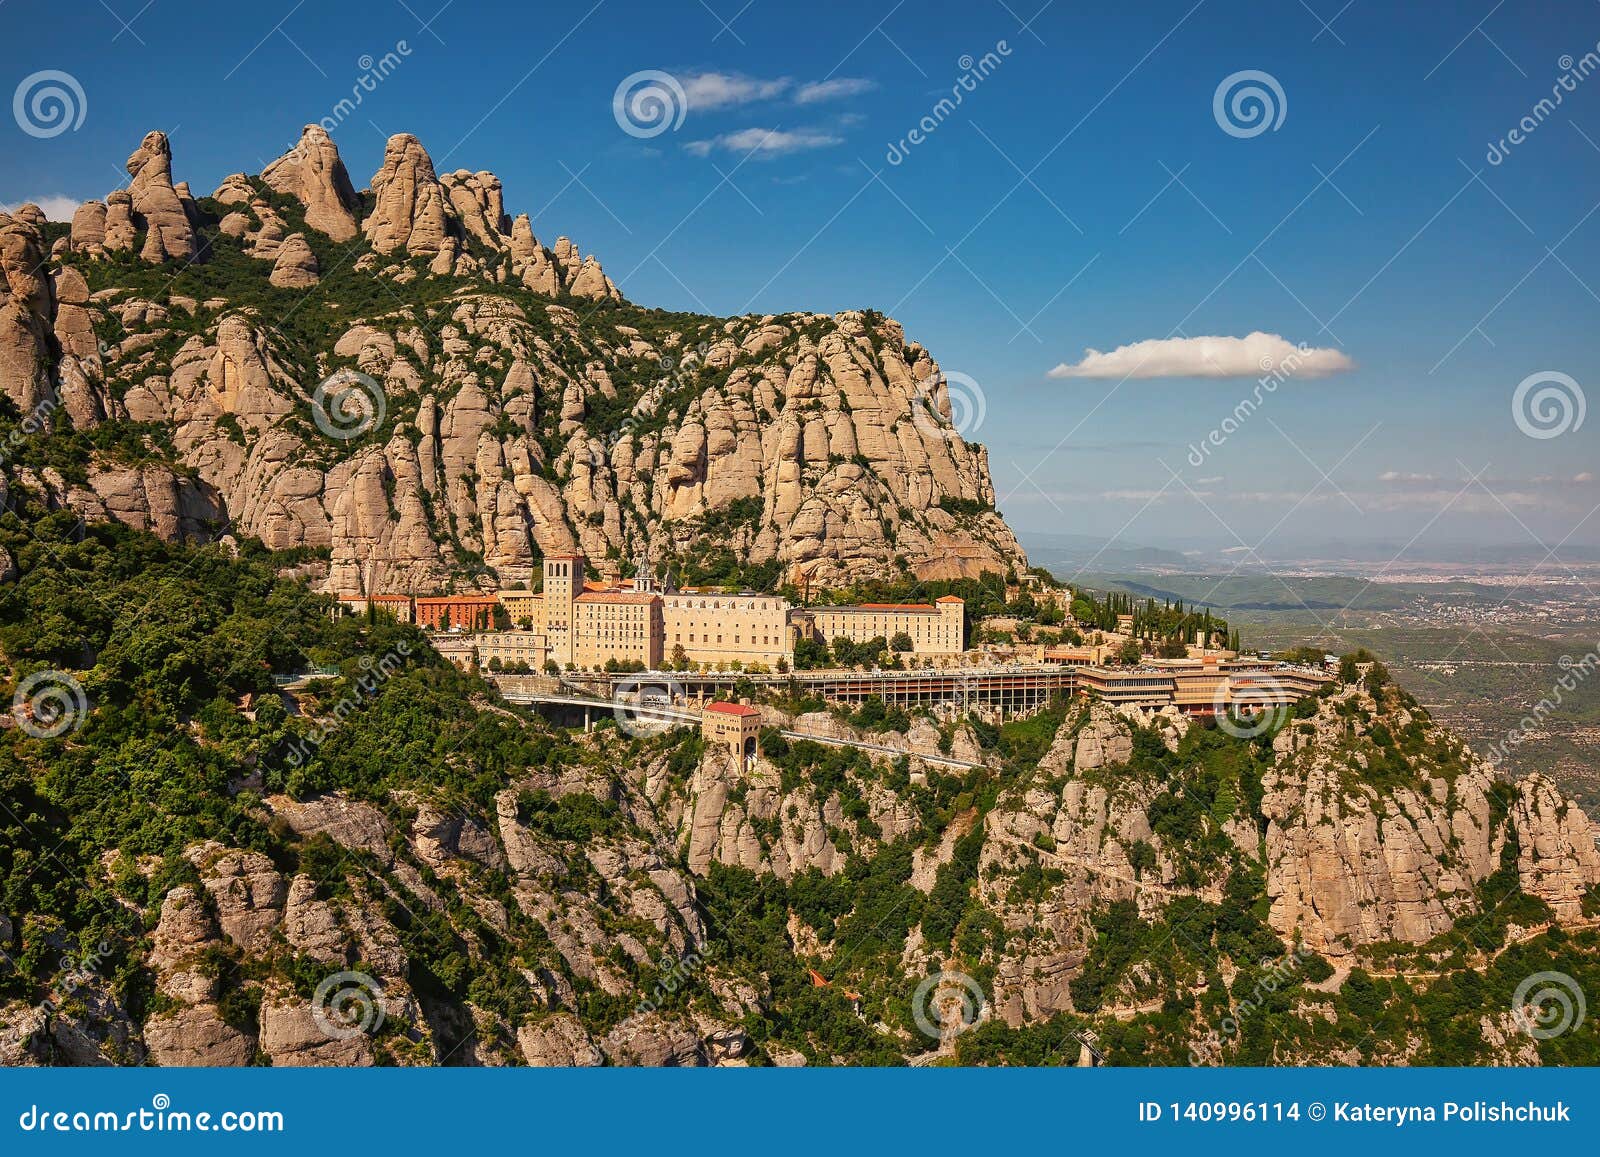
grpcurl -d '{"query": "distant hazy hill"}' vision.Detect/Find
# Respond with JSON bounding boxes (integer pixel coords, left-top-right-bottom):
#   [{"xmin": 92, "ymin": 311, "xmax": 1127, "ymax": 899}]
[
  {"xmin": 1020, "ymin": 531, "xmax": 1192, "ymax": 575},
  {"xmin": 1063, "ymin": 572, "xmax": 1515, "ymax": 613}
]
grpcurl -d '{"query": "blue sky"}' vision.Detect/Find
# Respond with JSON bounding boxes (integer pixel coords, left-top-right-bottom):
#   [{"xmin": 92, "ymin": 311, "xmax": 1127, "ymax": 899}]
[{"xmin": 5, "ymin": 0, "xmax": 1599, "ymax": 554}]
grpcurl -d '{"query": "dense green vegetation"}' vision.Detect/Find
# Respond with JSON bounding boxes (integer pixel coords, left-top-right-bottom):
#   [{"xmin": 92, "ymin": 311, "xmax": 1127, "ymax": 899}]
[
  {"xmin": 0, "ymin": 494, "xmax": 593, "ymax": 1047},
  {"xmin": 1068, "ymin": 587, "xmax": 1239, "ymax": 654},
  {"xmin": 0, "ymin": 476, "xmax": 1594, "ymax": 1064}
]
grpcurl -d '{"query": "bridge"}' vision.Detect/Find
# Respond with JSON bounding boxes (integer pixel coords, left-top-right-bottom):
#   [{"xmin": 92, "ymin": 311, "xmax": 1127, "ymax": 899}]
[
  {"xmin": 496, "ymin": 664, "xmax": 1075, "ymax": 719},
  {"xmin": 497, "ymin": 677, "xmax": 986, "ymax": 770}
]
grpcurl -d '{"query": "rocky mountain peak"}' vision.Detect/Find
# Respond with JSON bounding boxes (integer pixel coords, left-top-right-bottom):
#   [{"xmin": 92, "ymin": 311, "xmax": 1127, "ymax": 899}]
[
  {"xmin": 260, "ymin": 125, "xmax": 362, "ymax": 242},
  {"xmin": 123, "ymin": 130, "xmax": 196, "ymax": 264},
  {"xmin": 364, "ymin": 132, "xmax": 452, "ymax": 258},
  {"xmin": 2, "ymin": 125, "xmax": 1024, "ymax": 590},
  {"xmin": 0, "ymin": 208, "xmax": 57, "ymax": 415}
]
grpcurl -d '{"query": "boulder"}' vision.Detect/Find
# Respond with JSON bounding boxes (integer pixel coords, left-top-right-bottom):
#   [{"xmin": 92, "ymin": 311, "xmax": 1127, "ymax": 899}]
[{"xmin": 269, "ymin": 233, "xmax": 320, "ymax": 287}]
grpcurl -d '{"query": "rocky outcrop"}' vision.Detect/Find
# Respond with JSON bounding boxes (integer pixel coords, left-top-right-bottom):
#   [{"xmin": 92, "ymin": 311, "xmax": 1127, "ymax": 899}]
[
  {"xmin": 1252, "ymin": 690, "xmax": 1599, "ymax": 956},
  {"xmin": 676, "ymin": 738, "xmax": 923, "ymax": 881},
  {"xmin": 518, "ymin": 1014, "xmax": 602, "ymax": 1066},
  {"xmin": 11, "ymin": 127, "xmax": 1023, "ymax": 591},
  {"xmin": 599, "ymin": 1013, "xmax": 705, "ymax": 1066},
  {"xmin": 268, "ymin": 233, "xmax": 320, "ymax": 288},
  {"xmin": 68, "ymin": 200, "xmax": 108, "ymax": 254},
  {"xmin": 141, "ymin": 886, "xmax": 255, "ymax": 1066},
  {"xmin": 123, "ymin": 130, "xmax": 196, "ymax": 263},
  {"xmin": 364, "ymin": 133, "xmax": 454, "ymax": 258},
  {"xmin": 1073, "ymin": 704, "xmax": 1134, "ymax": 770},
  {"xmin": 359, "ymin": 133, "xmax": 621, "ymax": 299},
  {"xmin": 441, "ymin": 169, "xmax": 508, "ymax": 248},
  {"xmin": 260, "ymin": 126, "xmax": 361, "ymax": 241},
  {"xmin": 0, "ymin": 208, "xmax": 57, "ymax": 413},
  {"xmin": 65, "ymin": 299, "xmax": 1021, "ymax": 591},
  {"xmin": 1511, "ymin": 773, "xmax": 1600, "ymax": 919},
  {"xmin": 212, "ymin": 173, "xmax": 256, "ymax": 206},
  {"xmin": 918, "ymin": 687, "xmax": 1600, "ymax": 1025}
]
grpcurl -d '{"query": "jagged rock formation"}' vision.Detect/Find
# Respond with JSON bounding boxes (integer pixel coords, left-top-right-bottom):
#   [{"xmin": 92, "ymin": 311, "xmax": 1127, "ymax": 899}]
[
  {"xmin": 65, "ymin": 131, "xmax": 197, "ymax": 265},
  {"xmin": 667, "ymin": 685, "xmax": 1600, "ymax": 1047},
  {"xmin": 0, "ymin": 126, "xmax": 1027, "ymax": 590},
  {"xmin": 365, "ymin": 133, "xmax": 454, "ymax": 259},
  {"xmin": 260, "ymin": 126, "xmax": 362, "ymax": 242},
  {"xmin": 0, "ymin": 744, "xmax": 751, "ymax": 1067},
  {"xmin": 124, "ymin": 131, "xmax": 196, "ymax": 264},
  {"xmin": 0, "ymin": 209, "xmax": 57, "ymax": 415}
]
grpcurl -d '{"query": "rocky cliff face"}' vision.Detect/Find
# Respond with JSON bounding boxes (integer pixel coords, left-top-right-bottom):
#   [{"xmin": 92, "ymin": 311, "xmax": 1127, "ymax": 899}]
[
  {"xmin": 1, "ymin": 759, "xmax": 748, "ymax": 1068},
  {"xmin": 660, "ymin": 686, "xmax": 1600, "ymax": 1050},
  {"xmin": 0, "ymin": 126, "xmax": 1025, "ymax": 589},
  {"xmin": 3, "ymin": 667, "xmax": 1596, "ymax": 1067}
]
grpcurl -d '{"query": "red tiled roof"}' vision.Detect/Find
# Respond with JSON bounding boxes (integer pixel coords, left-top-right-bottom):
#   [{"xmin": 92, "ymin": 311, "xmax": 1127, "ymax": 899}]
[
  {"xmin": 704, "ymin": 701, "xmax": 760, "ymax": 717},
  {"xmin": 935, "ymin": 595, "xmax": 965, "ymax": 604}
]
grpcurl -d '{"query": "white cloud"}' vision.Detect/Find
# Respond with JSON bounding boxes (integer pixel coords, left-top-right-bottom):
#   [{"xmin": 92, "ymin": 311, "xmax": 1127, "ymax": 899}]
[
  {"xmin": 1, "ymin": 194, "xmax": 81, "ymax": 221},
  {"xmin": 1381, "ymin": 470, "xmax": 1596, "ymax": 490},
  {"xmin": 685, "ymin": 127, "xmax": 843, "ymax": 158},
  {"xmin": 680, "ymin": 72, "xmax": 792, "ymax": 110},
  {"xmin": 676, "ymin": 72, "xmax": 876, "ymax": 113},
  {"xmin": 1048, "ymin": 331, "xmax": 1354, "ymax": 380},
  {"xmin": 795, "ymin": 77, "xmax": 877, "ymax": 104}
]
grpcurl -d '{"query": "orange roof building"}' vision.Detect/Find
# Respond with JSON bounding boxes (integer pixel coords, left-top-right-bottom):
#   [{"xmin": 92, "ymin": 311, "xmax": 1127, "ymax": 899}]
[
  {"xmin": 414, "ymin": 594, "xmax": 500, "ymax": 631},
  {"xmin": 702, "ymin": 701, "xmax": 761, "ymax": 762}
]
